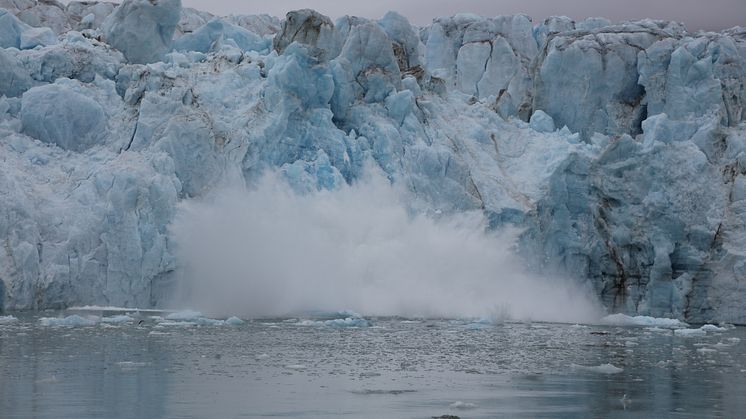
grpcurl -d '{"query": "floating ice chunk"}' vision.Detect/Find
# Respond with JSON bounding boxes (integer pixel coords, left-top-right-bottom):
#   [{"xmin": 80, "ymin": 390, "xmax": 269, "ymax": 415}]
[
  {"xmin": 697, "ymin": 347, "xmax": 717, "ymax": 354},
  {"xmin": 285, "ymin": 364, "xmax": 307, "ymax": 370},
  {"xmin": 529, "ymin": 110, "xmax": 556, "ymax": 133},
  {"xmin": 225, "ymin": 316, "xmax": 245, "ymax": 325},
  {"xmin": 645, "ymin": 327, "xmax": 671, "ymax": 333},
  {"xmin": 161, "ymin": 310, "xmax": 228, "ymax": 326},
  {"xmin": 700, "ymin": 324, "xmax": 727, "ymax": 332},
  {"xmin": 0, "ymin": 315, "xmax": 19, "ymax": 324},
  {"xmin": 102, "ymin": 0, "xmax": 181, "ymax": 64},
  {"xmin": 298, "ymin": 316, "xmax": 371, "ymax": 328},
  {"xmin": 674, "ymin": 328, "xmax": 707, "ymax": 337},
  {"xmin": 100, "ymin": 315, "xmax": 135, "ymax": 324},
  {"xmin": 600, "ymin": 314, "xmax": 688, "ymax": 329},
  {"xmin": 450, "ymin": 401, "xmax": 477, "ymax": 409},
  {"xmin": 165, "ymin": 310, "xmax": 203, "ymax": 321},
  {"xmin": 571, "ymin": 363, "xmax": 624, "ymax": 374},
  {"xmin": 40, "ymin": 315, "xmax": 97, "ymax": 327}
]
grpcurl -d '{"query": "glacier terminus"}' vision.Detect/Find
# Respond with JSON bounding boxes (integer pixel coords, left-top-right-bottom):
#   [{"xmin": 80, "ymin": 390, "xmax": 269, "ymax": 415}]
[{"xmin": 1, "ymin": 0, "xmax": 746, "ymax": 324}]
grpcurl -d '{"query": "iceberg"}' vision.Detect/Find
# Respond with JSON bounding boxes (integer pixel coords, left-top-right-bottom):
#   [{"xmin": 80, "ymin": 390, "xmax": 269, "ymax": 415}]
[
  {"xmin": 225, "ymin": 316, "xmax": 245, "ymax": 325},
  {"xmin": 0, "ymin": 1, "xmax": 745, "ymax": 324}
]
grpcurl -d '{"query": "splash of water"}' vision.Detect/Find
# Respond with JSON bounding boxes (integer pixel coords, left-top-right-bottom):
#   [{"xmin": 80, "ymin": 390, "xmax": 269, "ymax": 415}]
[{"xmin": 170, "ymin": 170, "xmax": 601, "ymax": 322}]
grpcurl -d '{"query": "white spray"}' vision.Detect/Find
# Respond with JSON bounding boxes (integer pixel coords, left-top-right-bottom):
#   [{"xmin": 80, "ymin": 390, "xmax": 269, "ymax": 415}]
[{"xmin": 170, "ymin": 170, "xmax": 601, "ymax": 322}]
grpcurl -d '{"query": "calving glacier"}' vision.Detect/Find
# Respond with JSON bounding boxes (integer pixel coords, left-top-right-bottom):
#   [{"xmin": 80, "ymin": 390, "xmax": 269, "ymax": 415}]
[{"xmin": 0, "ymin": 0, "xmax": 745, "ymax": 322}]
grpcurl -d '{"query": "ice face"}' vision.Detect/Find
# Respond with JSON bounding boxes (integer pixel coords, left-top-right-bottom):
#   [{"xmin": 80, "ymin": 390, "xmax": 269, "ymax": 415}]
[
  {"xmin": 0, "ymin": 8, "xmax": 57, "ymax": 49},
  {"xmin": 173, "ymin": 18, "xmax": 270, "ymax": 54},
  {"xmin": 272, "ymin": 9, "xmax": 338, "ymax": 60},
  {"xmin": 1, "ymin": 3, "xmax": 746, "ymax": 323},
  {"xmin": 20, "ymin": 82, "xmax": 107, "ymax": 151},
  {"xmin": 0, "ymin": 48, "xmax": 32, "ymax": 97},
  {"xmin": 102, "ymin": 0, "xmax": 181, "ymax": 64}
]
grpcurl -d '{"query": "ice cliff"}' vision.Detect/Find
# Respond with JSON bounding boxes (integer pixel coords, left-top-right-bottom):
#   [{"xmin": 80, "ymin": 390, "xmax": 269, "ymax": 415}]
[{"xmin": 1, "ymin": 0, "xmax": 745, "ymax": 322}]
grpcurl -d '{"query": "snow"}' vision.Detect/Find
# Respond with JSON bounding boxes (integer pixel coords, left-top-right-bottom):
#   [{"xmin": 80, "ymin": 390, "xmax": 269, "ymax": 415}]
[{"xmin": 0, "ymin": 2, "xmax": 745, "ymax": 324}]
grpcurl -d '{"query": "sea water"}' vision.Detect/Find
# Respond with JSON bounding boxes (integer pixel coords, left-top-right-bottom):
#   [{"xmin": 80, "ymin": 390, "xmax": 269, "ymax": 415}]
[{"xmin": 1, "ymin": 312, "xmax": 745, "ymax": 418}]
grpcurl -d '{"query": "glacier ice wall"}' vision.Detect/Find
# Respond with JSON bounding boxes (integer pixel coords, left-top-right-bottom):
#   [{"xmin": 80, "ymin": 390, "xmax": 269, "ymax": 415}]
[{"xmin": 0, "ymin": 0, "xmax": 745, "ymax": 322}]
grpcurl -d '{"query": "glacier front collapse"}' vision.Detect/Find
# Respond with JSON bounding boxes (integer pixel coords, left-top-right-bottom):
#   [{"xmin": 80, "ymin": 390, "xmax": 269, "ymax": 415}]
[{"xmin": 0, "ymin": 0, "xmax": 745, "ymax": 322}]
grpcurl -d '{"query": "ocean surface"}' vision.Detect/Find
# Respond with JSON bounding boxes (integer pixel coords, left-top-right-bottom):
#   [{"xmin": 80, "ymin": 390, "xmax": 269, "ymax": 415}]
[{"xmin": 1, "ymin": 311, "xmax": 745, "ymax": 418}]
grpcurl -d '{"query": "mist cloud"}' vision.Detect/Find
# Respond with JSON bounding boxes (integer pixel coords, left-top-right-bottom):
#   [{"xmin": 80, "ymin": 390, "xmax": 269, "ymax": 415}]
[{"xmin": 171, "ymin": 170, "xmax": 601, "ymax": 322}]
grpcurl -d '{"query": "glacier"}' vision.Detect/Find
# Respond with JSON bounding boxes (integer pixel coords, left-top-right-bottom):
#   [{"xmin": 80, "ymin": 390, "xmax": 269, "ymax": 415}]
[{"xmin": 0, "ymin": 0, "xmax": 745, "ymax": 323}]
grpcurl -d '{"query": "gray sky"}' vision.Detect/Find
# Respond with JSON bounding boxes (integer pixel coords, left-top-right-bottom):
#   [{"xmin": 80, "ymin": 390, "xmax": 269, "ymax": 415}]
[{"xmin": 180, "ymin": 0, "xmax": 744, "ymax": 31}]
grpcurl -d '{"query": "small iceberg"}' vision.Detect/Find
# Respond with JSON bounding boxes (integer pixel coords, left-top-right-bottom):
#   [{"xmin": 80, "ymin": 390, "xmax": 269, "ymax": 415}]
[
  {"xmin": 571, "ymin": 363, "xmax": 624, "ymax": 374},
  {"xmin": 700, "ymin": 324, "xmax": 728, "ymax": 332},
  {"xmin": 296, "ymin": 310, "xmax": 371, "ymax": 328},
  {"xmin": 600, "ymin": 314, "xmax": 688, "ymax": 329},
  {"xmin": 159, "ymin": 310, "xmax": 240, "ymax": 326},
  {"xmin": 0, "ymin": 315, "xmax": 18, "ymax": 324},
  {"xmin": 225, "ymin": 316, "xmax": 245, "ymax": 325},
  {"xmin": 674, "ymin": 328, "xmax": 707, "ymax": 337},
  {"xmin": 450, "ymin": 401, "xmax": 477, "ymax": 409}
]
